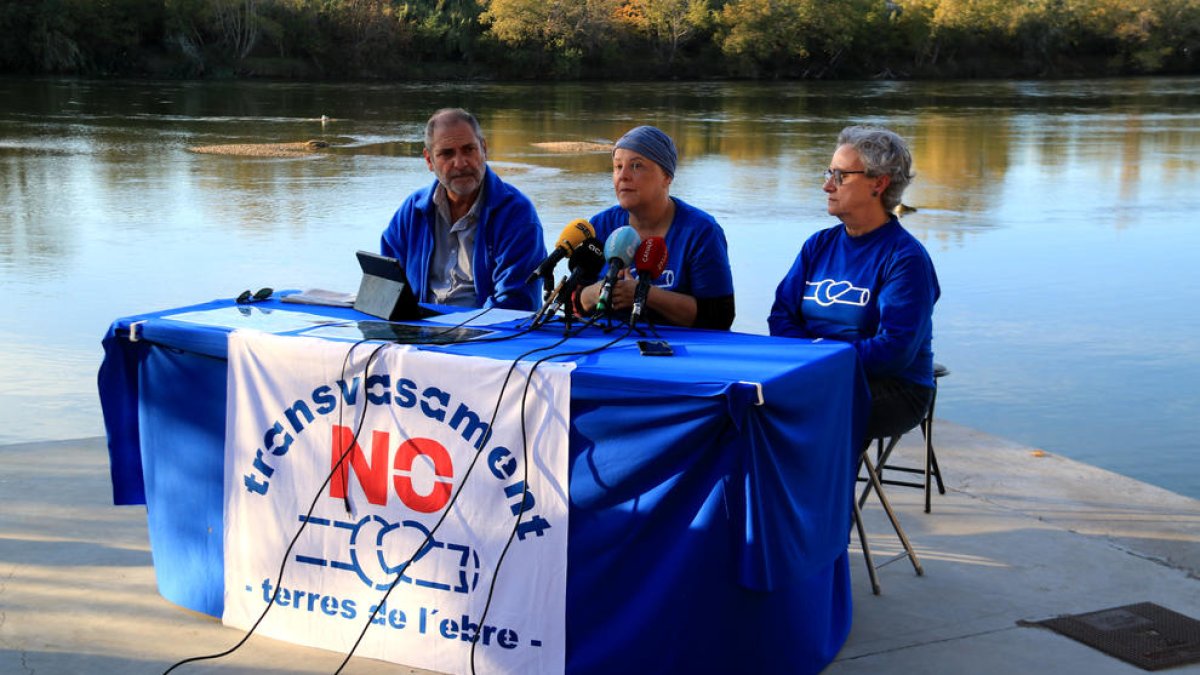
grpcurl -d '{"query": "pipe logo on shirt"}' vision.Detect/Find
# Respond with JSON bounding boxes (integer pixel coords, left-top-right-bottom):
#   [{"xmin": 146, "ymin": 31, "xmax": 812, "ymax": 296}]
[
  {"xmin": 635, "ymin": 268, "xmax": 674, "ymax": 289},
  {"xmin": 804, "ymin": 279, "xmax": 870, "ymax": 307}
]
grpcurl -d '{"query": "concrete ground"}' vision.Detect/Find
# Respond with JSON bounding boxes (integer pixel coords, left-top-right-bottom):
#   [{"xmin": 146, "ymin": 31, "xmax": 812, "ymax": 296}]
[
  {"xmin": 831, "ymin": 422, "xmax": 1200, "ymax": 674},
  {"xmin": 1, "ymin": 422, "xmax": 1198, "ymax": 674}
]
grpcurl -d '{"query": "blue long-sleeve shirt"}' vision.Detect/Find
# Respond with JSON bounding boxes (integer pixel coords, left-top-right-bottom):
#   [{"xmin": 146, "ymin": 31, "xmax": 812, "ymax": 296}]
[
  {"xmin": 768, "ymin": 217, "xmax": 940, "ymax": 388},
  {"xmin": 590, "ymin": 197, "xmax": 735, "ymax": 301},
  {"xmin": 380, "ymin": 167, "xmax": 546, "ymax": 310}
]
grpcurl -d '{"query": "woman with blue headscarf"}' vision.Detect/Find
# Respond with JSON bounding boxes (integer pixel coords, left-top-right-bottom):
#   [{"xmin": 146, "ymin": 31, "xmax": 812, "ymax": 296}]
[{"xmin": 577, "ymin": 126, "xmax": 736, "ymax": 329}]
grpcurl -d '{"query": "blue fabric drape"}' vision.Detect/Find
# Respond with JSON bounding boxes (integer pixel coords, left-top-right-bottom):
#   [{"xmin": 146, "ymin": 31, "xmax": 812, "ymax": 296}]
[
  {"xmin": 139, "ymin": 346, "xmax": 227, "ymax": 616},
  {"xmin": 97, "ymin": 296, "xmax": 867, "ymax": 674}
]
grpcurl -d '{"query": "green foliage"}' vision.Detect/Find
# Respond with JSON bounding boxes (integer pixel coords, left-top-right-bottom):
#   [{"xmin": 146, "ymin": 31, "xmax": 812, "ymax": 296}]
[
  {"xmin": 160, "ymin": 0, "xmax": 261, "ymax": 75},
  {"xmin": 616, "ymin": 0, "xmax": 709, "ymax": 66},
  {"xmin": 480, "ymin": 0, "xmax": 626, "ymax": 76},
  {"xmin": 0, "ymin": 0, "xmax": 1196, "ymax": 79},
  {"xmin": 409, "ymin": 0, "xmax": 488, "ymax": 62},
  {"xmin": 715, "ymin": 0, "xmax": 881, "ymax": 77},
  {"xmin": 1088, "ymin": 0, "xmax": 1200, "ymax": 74}
]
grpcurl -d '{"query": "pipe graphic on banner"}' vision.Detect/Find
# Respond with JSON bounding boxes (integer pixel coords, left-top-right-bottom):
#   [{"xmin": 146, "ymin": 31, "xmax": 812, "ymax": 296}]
[{"xmin": 295, "ymin": 513, "xmax": 481, "ymax": 593}]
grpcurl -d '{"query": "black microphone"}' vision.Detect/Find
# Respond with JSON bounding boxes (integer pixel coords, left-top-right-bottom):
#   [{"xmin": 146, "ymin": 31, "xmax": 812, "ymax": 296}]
[
  {"xmin": 538, "ymin": 237, "xmax": 604, "ymax": 326},
  {"xmin": 526, "ymin": 219, "xmax": 595, "ymax": 284}
]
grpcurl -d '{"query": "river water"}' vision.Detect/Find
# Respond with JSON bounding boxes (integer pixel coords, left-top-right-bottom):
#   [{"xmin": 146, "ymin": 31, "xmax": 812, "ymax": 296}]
[{"xmin": 2, "ymin": 77, "xmax": 1197, "ymax": 498}]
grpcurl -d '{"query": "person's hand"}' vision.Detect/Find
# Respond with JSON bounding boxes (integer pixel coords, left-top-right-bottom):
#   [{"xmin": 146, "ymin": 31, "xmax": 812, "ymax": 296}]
[
  {"xmin": 579, "ymin": 281, "xmax": 602, "ymax": 312},
  {"xmin": 608, "ymin": 275, "xmax": 639, "ymax": 311}
]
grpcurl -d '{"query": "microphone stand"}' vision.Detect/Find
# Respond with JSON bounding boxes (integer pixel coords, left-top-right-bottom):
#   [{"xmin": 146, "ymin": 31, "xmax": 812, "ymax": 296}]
[
  {"xmin": 561, "ymin": 297, "xmax": 575, "ymax": 336},
  {"xmin": 630, "ymin": 317, "xmax": 660, "ymax": 338},
  {"xmin": 530, "ymin": 275, "xmax": 567, "ymax": 330},
  {"xmin": 628, "ymin": 280, "xmax": 662, "ymax": 338},
  {"xmin": 600, "ymin": 305, "xmax": 618, "ymax": 333}
]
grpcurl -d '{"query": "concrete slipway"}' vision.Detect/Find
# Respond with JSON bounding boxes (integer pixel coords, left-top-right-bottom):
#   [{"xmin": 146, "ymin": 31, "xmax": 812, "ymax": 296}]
[{"xmin": 2, "ymin": 421, "xmax": 1198, "ymax": 674}]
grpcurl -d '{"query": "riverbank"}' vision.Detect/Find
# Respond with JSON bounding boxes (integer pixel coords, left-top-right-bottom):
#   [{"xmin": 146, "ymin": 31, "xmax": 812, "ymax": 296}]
[
  {"xmin": 4, "ymin": 0, "xmax": 1197, "ymax": 82},
  {"xmin": 2, "ymin": 421, "xmax": 1198, "ymax": 673}
]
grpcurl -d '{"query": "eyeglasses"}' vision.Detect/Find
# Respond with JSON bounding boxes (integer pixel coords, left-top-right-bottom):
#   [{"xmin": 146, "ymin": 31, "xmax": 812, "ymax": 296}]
[
  {"xmin": 823, "ymin": 169, "xmax": 867, "ymax": 186},
  {"xmin": 236, "ymin": 287, "xmax": 274, "ymax": 304}
]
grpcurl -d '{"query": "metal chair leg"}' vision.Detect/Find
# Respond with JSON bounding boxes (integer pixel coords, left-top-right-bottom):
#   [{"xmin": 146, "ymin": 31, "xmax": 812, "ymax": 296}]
[
  {"xmin": 858, "ymin": 435, "xmax": 902, "ymax": 508},
  {"xmin": 867, "ymin": 391, "xmax": 948, "ymax": 513},
  {"xmin": 852, "ymin": 500, "xmax": 881, "ymax": 595},
  {"xmin": 928, "ymin": 444, "xmax": 946, "ymax": 495},
  {"xmin": 861, "ymin": 453, "xmax": 923, "ymax": 576},
  {"xmin": 919, "ymin": 389, "xmax": 947, "ymax": 513},
  {"xmin": 925, "ymin": 387, "xmax": 936, "ymax": 513}
]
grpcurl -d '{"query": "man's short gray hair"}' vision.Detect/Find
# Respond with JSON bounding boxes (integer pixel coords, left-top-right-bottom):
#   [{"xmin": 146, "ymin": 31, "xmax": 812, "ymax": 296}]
[
  {"xmin": 424, "ymin": 108, "xmax": 486, "ymax": 150},
  {"xmin": 837, "ymin": 125, "xmax": 915, "ymax": 212}
]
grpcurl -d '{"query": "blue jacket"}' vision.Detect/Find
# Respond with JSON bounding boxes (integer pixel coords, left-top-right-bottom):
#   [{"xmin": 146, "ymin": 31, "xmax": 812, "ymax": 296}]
[
  {"xmin": 380, "ymin": 167, "xmax": 546, "ymax": 310},
  {"xmin": 768, "ymin": 218, "xmax": 940, "ymax": 388}
]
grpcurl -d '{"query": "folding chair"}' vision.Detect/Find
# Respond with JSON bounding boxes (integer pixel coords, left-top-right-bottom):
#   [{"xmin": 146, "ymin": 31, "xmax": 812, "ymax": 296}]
[
  {"xmin": 858, "ymin": 363, "xmax": 948, "ymax": 514},
  {"xmin": 851, "ymin": 364, "xmax": 948, "ymax": 594}
]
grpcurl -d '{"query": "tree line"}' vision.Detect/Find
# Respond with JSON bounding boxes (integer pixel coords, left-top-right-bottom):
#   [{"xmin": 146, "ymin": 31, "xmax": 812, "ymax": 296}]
[{"xmin": 1, "ymin": 0, "xmax": 1196, "ymax": 80}]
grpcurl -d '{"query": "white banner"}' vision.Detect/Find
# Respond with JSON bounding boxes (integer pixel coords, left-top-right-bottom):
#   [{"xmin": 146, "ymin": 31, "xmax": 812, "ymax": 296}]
[{"xmin": 223, "ymin": 331, "xmax": 572, "ymax": 674}]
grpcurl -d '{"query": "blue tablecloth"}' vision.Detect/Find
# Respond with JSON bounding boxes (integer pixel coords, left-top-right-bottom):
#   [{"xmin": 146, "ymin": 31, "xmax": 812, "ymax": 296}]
[{"xmin": 98, "ymin": 294, "xmax": 868, "ymax": 674}]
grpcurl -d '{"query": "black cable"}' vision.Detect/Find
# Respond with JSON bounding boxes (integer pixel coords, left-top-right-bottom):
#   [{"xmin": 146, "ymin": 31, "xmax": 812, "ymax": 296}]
[
  {"xmin": 160, "ymin": 300, "xmax": 571, "ymax": 673},
  {"xmin": 406, "ymin": 305, "xmax": 498, "ymax": 342},
  {"xmin": 333, "ymin": 322, "xmax": 591, "ymax": 673},
  {"xmin": 468, "ymin": 321, "xmax": 633, "ymax": 674},
  {"xmin": 427, "ymin": 304, "xmax": 547, "ymax": 346},
  {"xmin": 163, "ymin": 337, "xmax": 389, "ymax": 674},
  {"xmin": 327, "ymin": 307, "xmax": 505, "ymax": 512},
  {"xmin": 336, "ymin": 338, "xmax": 388, "ymax": 513},
  {"xmin": 163, "ymin": 299, "xmax": 501, "ymax": 671}
]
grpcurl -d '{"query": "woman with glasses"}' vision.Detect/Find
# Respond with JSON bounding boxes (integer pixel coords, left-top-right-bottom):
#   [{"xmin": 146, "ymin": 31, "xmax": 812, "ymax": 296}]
[{"xmin": 769, "ymin": 125, "xmax": 940, "ymax": 440}]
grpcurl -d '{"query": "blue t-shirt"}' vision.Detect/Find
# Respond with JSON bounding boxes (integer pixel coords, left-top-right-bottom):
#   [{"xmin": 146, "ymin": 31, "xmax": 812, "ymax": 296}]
[
  {"xmin": 590, "ymin": 197, "xmax": 735, "ymax": 300},
  {"xmin": 768, "ymin": 218, "xmax": 940, "ymax": 388}
]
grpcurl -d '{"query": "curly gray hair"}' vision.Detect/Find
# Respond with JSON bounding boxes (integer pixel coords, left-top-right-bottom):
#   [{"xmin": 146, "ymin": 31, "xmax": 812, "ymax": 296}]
[{"xmin": 836, "ymin": 125, "xmax": 914, "ymax": 213}]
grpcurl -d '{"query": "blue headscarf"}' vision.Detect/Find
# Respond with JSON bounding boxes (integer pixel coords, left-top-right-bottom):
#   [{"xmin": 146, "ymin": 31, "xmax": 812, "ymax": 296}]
[{"xmin": 614, "ymin": 126, "xmax": 678, "ymax": 178}]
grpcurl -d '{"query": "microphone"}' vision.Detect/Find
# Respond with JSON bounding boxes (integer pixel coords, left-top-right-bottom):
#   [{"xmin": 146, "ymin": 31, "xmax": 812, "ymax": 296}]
[
  {"xmin": 536, "ymin": 237, "xmax": 604, "ymax": 326},
  {"xmin": 630, "ymin": 236, "xmax": 668, "ymax": 324},
  {"xmin": 595, "ymin": 226, "xmax": 641, "ymax": 313},
  {"xmin": 526, "ymin": 219, "xmax": 595, "ymax": 284}
]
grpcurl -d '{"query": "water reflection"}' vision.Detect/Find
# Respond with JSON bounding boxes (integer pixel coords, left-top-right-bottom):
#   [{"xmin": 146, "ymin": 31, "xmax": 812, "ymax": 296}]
[
  {"xmin": 2, "ymin": 77, "xmax": 1199, "ymax": 499},
  {"xmin": 0, "ymin": 153, "xmax": 81, "ymax": 272}
]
